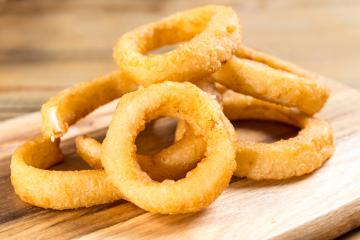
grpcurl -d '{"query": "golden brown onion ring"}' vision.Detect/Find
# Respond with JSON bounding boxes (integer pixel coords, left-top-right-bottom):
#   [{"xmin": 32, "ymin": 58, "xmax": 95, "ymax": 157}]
[
  {"xmin": 101, "ymin": 82, "xmax": 236, "ymax": 214},
  {"xmin": 222, "ymin": 91, "xmax": 334, "ymax": 179},
  {"xmin": 41, "ymin": 71, "xmax": 138, "ymax": 139},
  {"xmin": 114, "ymin": 5, "xmax": 241, "ymax": 85},
  {"xmin": 180, "ymin": 90, "xmax": 334, "ymax": 179},
  {"xmin": 209, "ymin": 47, "xmax": 330, "ymax": 115},
  {"xmin": 10, "ymin": 136, "xmax": 121, "ymax": 209},
  {"xmin": 78, "ymin": 89, "xmax": 334, "ymax": 180},
  {"xmin": 76, "ymin": 80, "xmax": 216, "ymax": 181}
]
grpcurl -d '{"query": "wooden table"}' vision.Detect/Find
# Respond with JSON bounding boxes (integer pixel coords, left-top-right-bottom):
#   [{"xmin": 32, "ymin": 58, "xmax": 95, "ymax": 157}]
[{"xmin": 0, "ymin": 0, "xmax": 359, "ymax": 239}]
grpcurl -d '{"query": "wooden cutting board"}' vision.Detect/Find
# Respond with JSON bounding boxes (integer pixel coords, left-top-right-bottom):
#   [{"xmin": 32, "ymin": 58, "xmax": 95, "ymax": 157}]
[{"xmin": 0, "ymin": 77, "xmax": 359, "ymax": 240}]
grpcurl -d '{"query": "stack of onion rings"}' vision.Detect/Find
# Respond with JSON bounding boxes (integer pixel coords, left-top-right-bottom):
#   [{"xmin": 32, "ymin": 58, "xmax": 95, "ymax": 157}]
[
  {"xmin": 76, "ymin": 89, "xmax": 334, "ymax": 181},
  {"xmin": 11, "ymin": 136, "xmax": 121, "ymax": 209},
  {"xmin": 11, "ymin": 5, "xmax": 334, "ymax": 214}
]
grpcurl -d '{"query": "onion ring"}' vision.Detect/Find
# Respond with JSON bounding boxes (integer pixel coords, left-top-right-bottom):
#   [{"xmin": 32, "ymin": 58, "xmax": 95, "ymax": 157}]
[
  {"xmin": 41, "ymin": 71, "xmax": 138, "ymax": 139},
  {"xmin": 10, "ymin": 136, "xmax": 122, "ymax": 209},
  {"xmin": 76, "ymin": 80, "xmax": 215, "ymax": 181},
  {"xmin": 101, "ymin": 82, "xmax": 236, "ymax": 214},
  {"xmin": 76, "ymin": 80, "xmax": 217, "ymax": 180},
  {"xmin": 113, "ymin": 5, "xmax": 241, "ymax": 85},
  {"xmin": 209, "ymin": 46, "xmax": 330, "ymax": 115},
  {"xmin": 76, "ymin": 80, "xmax": 219, "ymax": 180},
  {"xmin": 78, "ymin": 88, "xmax": 334, "ymax": 180},
  {"xmin": 224, "ymin": 90, "xmax": 334, "ymax": 179},
  {"xmin": 178, "ymin": 90, "xmax": 334, "ymax": 179}
]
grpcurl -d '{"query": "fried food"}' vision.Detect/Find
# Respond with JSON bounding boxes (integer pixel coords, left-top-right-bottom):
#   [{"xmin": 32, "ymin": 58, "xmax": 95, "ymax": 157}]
[
  {"xmin": 76, "ymin": 89, "xmax": 334, "ymax": 181},
  {"xmin": 41, "ymin": 72, "xmax": 138, "ymax": 139},
  {"xmin": 176, "ymin": 90, "xmax": 334, "ymax": 179},
  {"xmin": 11, "ymin": 5, "xmax": 335, "ymax": 213},
  {"xmin": 209, "ymin": 47, "xmax": 330, "ymax": 115},
  {"xmin": 76, "ymin": 80, "xmax": 219, "ymax": 180},
  {"xmin": 10, "ymin": 136, "xmax": 122, "ymax": 209},
  {"xmin": 10, "ymin": 124, "xmax": 205, "ymax": 209},
  {"xmin": 114, "ymin": 5, "xmax": 241, "ymax": 85},
  {"xmin": 222, "ymin": 90, "xmax": 334, "ymax": 179},
  {"xmin": 101, "ymin": 82, "xmax": 236, "ymax": 214}
]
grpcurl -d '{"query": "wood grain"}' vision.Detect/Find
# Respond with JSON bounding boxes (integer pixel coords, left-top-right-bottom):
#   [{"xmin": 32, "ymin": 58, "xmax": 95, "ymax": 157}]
[{"xmin": 0, "ymin": 77, "xmax": 359, "ymax": 239}]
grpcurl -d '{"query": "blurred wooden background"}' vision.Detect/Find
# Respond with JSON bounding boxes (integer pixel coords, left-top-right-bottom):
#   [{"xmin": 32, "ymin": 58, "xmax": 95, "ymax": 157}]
[{"xmin": 0, "ymin": 0, "xmax": 359, "ymax": 238}]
